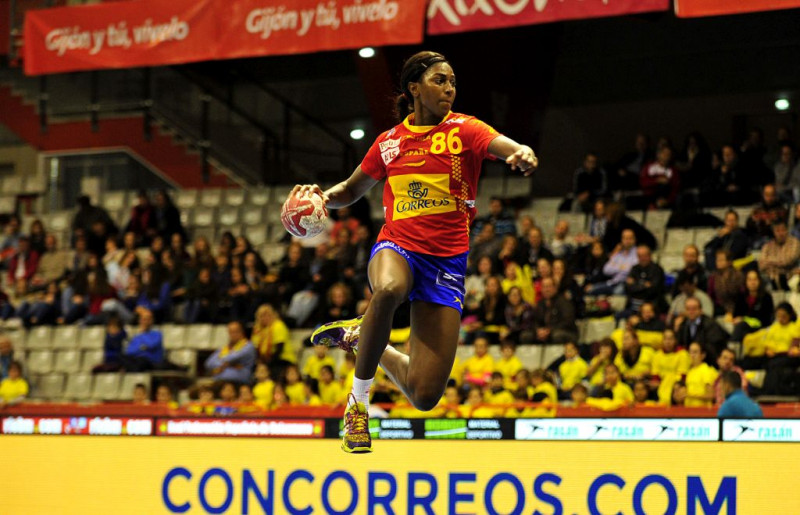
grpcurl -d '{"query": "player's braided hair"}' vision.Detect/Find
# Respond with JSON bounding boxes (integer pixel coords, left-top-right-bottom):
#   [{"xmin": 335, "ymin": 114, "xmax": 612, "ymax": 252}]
[{"xmin": 394, "ymin": 51, "xmax": 449, "ymax": 121}]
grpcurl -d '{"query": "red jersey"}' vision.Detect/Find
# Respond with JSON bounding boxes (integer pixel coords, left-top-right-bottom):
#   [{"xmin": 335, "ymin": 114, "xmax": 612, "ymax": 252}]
[{"xmin": 360, "ymin": 112, "xmax": 500, "ymax": 257}]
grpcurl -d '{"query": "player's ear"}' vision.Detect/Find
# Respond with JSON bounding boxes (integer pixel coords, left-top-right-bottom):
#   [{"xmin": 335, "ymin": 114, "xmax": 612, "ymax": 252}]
[{"xmin": 408, "ymin": 81, "xmax": 420, "ymax": 98}]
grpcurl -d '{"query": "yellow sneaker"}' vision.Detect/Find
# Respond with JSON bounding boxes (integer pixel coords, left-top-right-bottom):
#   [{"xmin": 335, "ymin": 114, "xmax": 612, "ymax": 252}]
[
  {"xmin": 341, "ymin": 393, "xmax": 372, "ymax": 453},
  {"xmin": 311, "ymin": 316, "xmax": 362, "ymax": 354}
]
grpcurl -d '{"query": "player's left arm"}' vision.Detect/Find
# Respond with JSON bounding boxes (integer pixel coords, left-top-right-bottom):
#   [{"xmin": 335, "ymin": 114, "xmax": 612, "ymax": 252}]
[{"xmin": 488, "ymin": 135, "xmax": 538, "ymax": 175}]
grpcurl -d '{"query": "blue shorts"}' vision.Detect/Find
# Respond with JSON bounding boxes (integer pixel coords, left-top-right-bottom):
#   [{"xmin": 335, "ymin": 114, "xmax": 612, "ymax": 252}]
[{"xmin": 370, "ymin": 240, "xmax": 468, "ymax": 314}]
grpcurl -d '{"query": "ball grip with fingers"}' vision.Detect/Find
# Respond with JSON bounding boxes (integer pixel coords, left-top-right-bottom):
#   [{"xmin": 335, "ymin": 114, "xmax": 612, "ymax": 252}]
[{"xmin": 281, "ymin": 190, "xmax": 328, "ymax": 238}]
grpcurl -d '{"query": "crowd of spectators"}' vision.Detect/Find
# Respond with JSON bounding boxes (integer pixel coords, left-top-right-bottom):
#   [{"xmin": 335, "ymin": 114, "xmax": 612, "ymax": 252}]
[{"xmin": 1, "ymin": 126, "xmax": 800, "ymax": 416}]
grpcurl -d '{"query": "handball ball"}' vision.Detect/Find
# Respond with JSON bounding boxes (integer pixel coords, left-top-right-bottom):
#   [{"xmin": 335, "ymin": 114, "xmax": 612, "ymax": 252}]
[{"xmin": 281, "ymin": 191, "xmax": 328, "ymax": 238}]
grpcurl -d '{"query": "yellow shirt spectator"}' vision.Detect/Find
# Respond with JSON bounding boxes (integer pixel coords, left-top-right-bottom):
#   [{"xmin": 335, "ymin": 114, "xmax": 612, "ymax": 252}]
[
  {"xmin": 253, "ymin": 380, "xmax": 275, "ymax": 409},
  {"xmin": 559, "ymin": 357, "xmax": 588, "ymax": 391},
  {"xmin": 531, "ymin": 381, "xmax": 558, "ymax": 405},
  {"xmin": 303, "ymin": 354, "xmax": 336, "ymax": 380},
  {"xmin": 588, "ymin": 356, "xmax": 613, "ymax": 386},
  {"xmin": 764, "ymin": 321, "xmax": 799, "ymax": 354},
  {"xmin": 651, "ymin": 349, "xmax": 690, "ymax": 404},
  {"xmin": 495, "ymin": 355, "xmax": 523, "ymax": 382},
  {"xmin": 319, "ymin": 381, "xmax": 344, "ymax": 405},
  {"xmin": 462, "ymin": 354, "xmax": 495, "ymax": 383},
  {"xmin": 0, "ymin": 377, "xmax": 28, "ymax": 402},
  {"xmin": 285, "ymin": 382, "xmax": 306, "ymax": 405},
  {"xmin": 685, "ymin": 363, "xmax": 718, "ymax": 408},
  {"xmin": 251, "ymin": 313, "xmax": 297, "ymax": 364}
]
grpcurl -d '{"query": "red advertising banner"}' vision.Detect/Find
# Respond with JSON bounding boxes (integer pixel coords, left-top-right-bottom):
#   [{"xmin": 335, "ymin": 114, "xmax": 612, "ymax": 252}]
[
  {"xmin": 23, "ymin": 0, "xmax": 425, "ymax": 75},
  {"xmin": 675, "ymin": 0, "xmax": 800, "ymax": 17},
  {"xmin": 427, "ymin": 0, "xmax": 670, "ymax": 35}
]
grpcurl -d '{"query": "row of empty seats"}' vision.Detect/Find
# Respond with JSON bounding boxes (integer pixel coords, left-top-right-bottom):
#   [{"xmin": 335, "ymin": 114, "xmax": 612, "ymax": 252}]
[{"xmin": 30, "ymin": 371, "xmax": 160, "ymax": 401}]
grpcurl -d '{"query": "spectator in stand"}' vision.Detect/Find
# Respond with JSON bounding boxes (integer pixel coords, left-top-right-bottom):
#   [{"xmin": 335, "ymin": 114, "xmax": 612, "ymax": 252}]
[
  {"xmin": 212, "ymin": 254, "xmax": 233, "ymax": 297},
  {"xmin": 283, "ymin": 364, "xmax": 306, "ymax": 404},
  {"xmin": 667, "ymin": 273, "xmax": 714, "ymax": 327},
  {"xmin": 183, "ymin": 267, "xmax": 219, "ymax": 324},
  {"xmin": 602, "ymin": 202, "xmax": 657, "ymax": 252},
  {"xmin": 529, "ymin": 368, "xmax": 558, "ymax": 406},
  {"xmin": 502, "ymin": 286, "xmax": 535, "ymax": 344},
  {"xmin": 760, "ymin": 303, "xmax": 800, "ymax": 396},
  {"xmin": 17, "ymin": 281, "xmax": 60, "ymax": 327},
  {"xmin": 759, "ymin": 220, "xmax": 800, "ymax": 291},
  {"xmin": 93, "ymin": 315, "xmax": 127, "ymax": 372},
  {"xmin": 533, "ymin": 277, "xmax": 577, "ymax": 343},
  {"xmin": 587, "ymin": 338, "xmax": 617, "ymax": 392},
  {"xmin": 132, "ymin": 383, "xmax": 149, "ymax": 405},
  {"xmin": 27, "ymin": 219, "xmax": 45, "ymax": 256},
  {"xmin": 63, "ymin": 263, "xmax": 115, "ymax": 325},
  {"xmin": 577, "ymin": 199, "xmax": 608, "ymax": 245},
  {"xmin": 0, "ymin": 336, "xmax": 13, "ymax": 379},
  {"xmin": 496, "ymin": 235, "xmax": 520, "ymax": 272},
  {"xmin": 471, "ymin": 223, "xmax": 502, "ymax": 264},
  {"xmin": 707, "ymin": 250, "xmax": 745, "ymax": 316},
  {"xmin": 152, "ymin": 190, "xmax": 185, "ymax": 241},
  {"xmin": 318, "ymin": 365, "xmax": 344, "ymax": 405},
  {"xmin": 633, "ymin": 302, "xmax": 665, "ymax": 332},
  {"xmin": 674, "ymin": 244, "xmax": 707, "ymax": 294},
  {"xmin": 517, "ymin": 226, "xmax": 553, "ymax": 268},
  {"xmin": 503, "ymin": 262, "xmax": 535, "ymax": 305},
  {"xmin": 675, "ymin": 297, "xmax": 729, "ymax": 358},
  {"xmin": 774, "ymin": 144, "xmax": 800, "ymax": 201},
  {"xmin": 307, "ymin": 243, "xmax": 338, "ymax": 296},
  {"xmin": 670, "ymin": 381, "xmax": 688, "ymax": 407},
  {"xmin": 731, "ymin": 270, "xmax": 774, "ymax": 342},
  {"xmin": 462, "ymin": 337, "xmax": 495, "ymax": 387},
  {"xmin": 650, "ymin": 328, "xmax": 690, "ymax": 405},
  {"xmin": 252, "ymin": 361, "xmax": 275, "ymax": 409},
  {"xmin": 191, "ymin": 236, "xmax": 215, "ymax": 271},
  {"xmin": 484, "ymin": 371, "xmax": 515, "ymax": 416},
  {"xmin": 303, "ymin": 344, "xmax": 336, "ymax": 381},
  {"xmin": 588, "ymin": 363, "xmax": 634, "ymax": 409},
  {"xmin": 205, "ymin": 320, "xmax": 257, "ymax": 384},
  {"xmin": 624, "ymin": 245, "xmax": 666, "ymax": 313},
  {"xmin": 714, "ymin": 348, "xmax": 747, "ymax": 405},
  {"xmin": 640, "ymin": 146, "xmax": 680, "ymax": 209},
  {"xmin": 585, "ymin": 229, "xmax": 638, "ymax": 295},
  {"xmin": 702, "ymin": 145, "xmax": 745, "ymax": 206},
  {"xmin": 218, "ymin": 382, "xmax": 237, "ymax": 404},
  {"xmin": 739, "ymin": 128, "xmax": 772, "ymax": 188},
  {"xmin": 717, "ymin": 371, "xmax": 763, "ymax": 418},
  {"xmin": 570, "ymin": 383, "xmax": 588, "ymax": 407},
  {"xmin": 572, "ymin": 152, "xmax": 608, "ymax": 213},
  {"xmin": 685, "ymin": 342, "xmax": 718, "ymax": 408},
  {"xmin": 7, "ymin": 236, "xmax": 39, "ymax": 288},
  {"xmin": 704, "ymin": 211, "xmax": 749, "ymax": 271},
  {"xmin": 227, "ymin": 267, "xmax": 253, "ymax": 322},
  {"xmin": 71, "ymin": 196, "xmax": 116, "ymax": 246},
  {"xmin": 677, "ymin": 132, "xmax": 713, "ymax": 191},
  {"xmin": 552, "ymin": 258, "xmax": 582, "ymax": 314},
  {"xmin": 0, "ymin": 361, "xmax": 28, "ymax": 405},
  {"xmin": 615, "ymin": 329, "xmax": 654, "ymax": 381},
  {"xmin": 746, "ymin": 184, "xmax": 788, "ymax": 247},
  {"xmin": 29, "ymin": 234, "xmax": 68, "ymax": 291},
  {"xmin": 464, "ymin": 256, "xmax": 494, "ymax": 314},
  {"xmin": 558, "ymin": 342, "xmax": 588, "ymax": 398},
  {"xmin": 120, "ymin": 308, "xmax": 163, "ymax": 372},
  {"xmin": 329, "ymin": 205, "xmax": 362, "ymax": 245},
  {"xmin": 466, "ymin": 276, "xmax": 506, "ymax": 343},
  {"xmin": 581, "ymin": 240, "xmax": 608, "ymax": 283},
  {"xmin": 472, "ymin": 198, "xmax": 517, "ymax": 239},
  {"xmin": 316, "ymin": 282, "xmax": 356, "ymax": 326},
  {"xmin": 495, "ymin": 341, "xmax": 523, "ymax": 386},
  {"xmin": 613, "ymin": 133, "xmax": 654, "ymax": 192},
  {"xmin": 345, "ymin": 225, "xmax": 372, "ymax": 287},
  {"xmin": 549, "ymin": 220, "xmax": 574, "ymax": 260},
  {"xmin": 124, "ymin": 190, "xmax": 157, "ymax": 247},
  {"xmin": 137, "ymin": 265, "xmax": 171, "ymax": 323},
  {"xmin": 170, "ymin": 233, "xmax": 191, "ymax": 265},
  {"xmin": 633, "ymin": 381, "xmax": 655, "ymax": 405}
]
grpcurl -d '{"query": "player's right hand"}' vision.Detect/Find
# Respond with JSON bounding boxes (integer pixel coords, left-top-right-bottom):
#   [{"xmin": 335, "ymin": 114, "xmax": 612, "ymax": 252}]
[{"xmin": 289, "ymin": 184, "xmax": 330, "ymax": 204}]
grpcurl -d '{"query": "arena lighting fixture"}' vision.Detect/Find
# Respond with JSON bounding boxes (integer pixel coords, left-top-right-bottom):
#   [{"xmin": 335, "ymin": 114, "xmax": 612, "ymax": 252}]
[
  {"xmin": 350, "ymin": 128, "xmax": 365, "ymax": 140},
  {"xmin": 775, "ymin": 98, "xmax": 791, "ymax": 111},
  {"xmin": 358, "ymin": 47, "xmax": 376, "ymax": 58}
]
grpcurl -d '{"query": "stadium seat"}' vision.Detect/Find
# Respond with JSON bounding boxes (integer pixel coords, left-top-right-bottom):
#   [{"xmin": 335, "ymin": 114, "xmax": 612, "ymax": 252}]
[
  {"xmin": 5, "ymin": 328, "xmax": 27, "ymax": 350},
  {"xmin": 218, "ymin": 206, "xmax": 240, "ymax": 227},
  {"xmin": 210, "ymin": 325, "xmax": 230, "ymax": 349},
  {"xmin": 33, "ymin": 373, "xmax": 65, "ymax": 400},
  {"xmin": 488, "ymin": 344, "xmax": 502, "ymax": 361},
  {"xmin": 0, "ymin": 195, "xmax": 16, "ymax": 213},
  {"xmin": 608, "ymin": 295, "xmax": 628, "ymax": 313},
  {"xmin": 27, "ymin": 350, "xmax": 54, "ymax": 374},
  {"xmin": 186, "ymin": 324, "xmax": 214, "ymax": 349},
  {"xmin": 23, "ymin": 175, "xmax": 47, "ymax": 194},
  {"xmin": 102, "ymin": 191, "xmax": 128, "ymax": 212},
  {"xmin": 557, "ymin": 213, "xmax": 587, "ymax": 233},
  {"xmin": 516, "ymin": 345, "xmax": 543, "ymax": 370},
  {"xmin": 644, "ymin": 210, "xmax": 670, "ymax": 231},
  {"xmin": 265, "ymin": 205, "xmax": 282, "ymax": 224},
  {"xmin": 455, "ymin": 345, "xmax": 474, "ymax": 362},
  {"xmin": 48, "ymin": 211, "xmax": 71, "ymax": 232},
  {"xmin": 54, "ymin": 350, "xmax": 82, "ymax": 374},
  {"xmin": 1, "ymin": 176, "xmax": 23, "ymax": 195},
  {"xmin": 26, "ymin": 326, "xmax": 53, "ymax": 349},
  {"xmin": 707, "ymin": 207, "xmax": 727, "ymax": 221},
  {"xmin": 175, "ymin": 190, "xmax": 198, "ymax": 209},
  {"xmin": 627, "ymin": 211, "xmax": 645, "ymax": 224},
  {"xmin": 64, "ymin": 373, "xmax": 94, "ymax": 400},
  {"xmin": 52, "ymin": 325, "xmax": 80, "ymax": 349},
  {"xmin": 180, "ymin": 208, "xmax": 191, "ymax": 228},
  {"xmin": 241, "ymin": 206, "xmax": 266, "ymax": 226},
  {"xmin": 79, "ymin": 326, "xmax": 106, "ymax": 349},
  {"xmin": 664, "ymin": 229, "xmax": 695, "ymax": 256},
  {"xmin": 224, "ymin": 189, "xmax": 246, "ymax": 207},
  {"xmin": 192, "ymin": 207, "xmax": 216, "ymax": 227},
  {"xmin": 659, "ymin": 255, "xmax": 684, "ymax": 273},
  {"xmin": 272, "ymin": 186, "xmax": 293, "ymax": 205},
  {"xmin": 81, "ymin": 349, "xmax": 105, "ymax": 372},
  {"xmin": 694, "ymin": 228, "xmax": 717, "ymax": 248},
  {"xmin": 505, "ymin": 177, "xmax": 532, "ymax": 197},
  {"xmin": 247, "ymin": 188, "xmax": 271, "ymax": 207},
  {"xmin": 118, "ymin": 373, "xmax": 151, "ymax": 400},
  {"xmin": 91, "ymin": 373, "xmax": 122, "ymax": 400},
  {"xmin": 244, "ymin": 224, "xmax": 268, "ymax": 247},
  {"xmin": 479, "ymin": 177, "xmax": 504, "ymax": 198},
  {"xmin": 161, "ymin": 324, "xmax": 187, "ymax": 350},
  {"xmin": 541, "ymin": 344, "xmax": 565, "ymax": 369},
  {"xmin": 199, "ymin": 189, "xmax": 224, "ymax": 207},
  {"xmin": 584, "ymin": 317, "xmax": 616, "ymax": 343},
  {"xmin": 168, "ymin": 350, "xmax": 197, "ymax": 375}
]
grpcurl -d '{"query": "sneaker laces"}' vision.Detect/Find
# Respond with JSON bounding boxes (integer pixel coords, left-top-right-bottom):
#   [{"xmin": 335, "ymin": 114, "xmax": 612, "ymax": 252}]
[{"xmin": 345, "ymin": 395, "xmax": 369, "ymax": 441}]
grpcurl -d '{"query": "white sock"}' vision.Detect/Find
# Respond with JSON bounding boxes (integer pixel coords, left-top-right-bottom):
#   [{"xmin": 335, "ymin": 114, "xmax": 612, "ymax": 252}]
[{"xmin": 350, "ymin": 376, "xmax": 374, "ymax": 410}]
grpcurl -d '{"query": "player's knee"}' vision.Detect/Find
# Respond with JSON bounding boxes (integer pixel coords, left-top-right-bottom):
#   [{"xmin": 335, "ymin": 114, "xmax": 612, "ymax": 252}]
[
  {"xmin": 371, "ymin": 283, "xmax": 407, "ymax": 309},
  {"xmin": 410, "ymin": 387, "xmax": 443, "ymax": 412}
]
